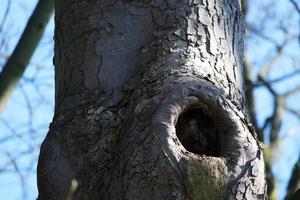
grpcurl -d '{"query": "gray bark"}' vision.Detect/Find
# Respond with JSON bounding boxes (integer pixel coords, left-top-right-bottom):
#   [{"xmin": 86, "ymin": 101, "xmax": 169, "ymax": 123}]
[{"xmin": 37, "ymin": 0, "xmax": 267, "ymax": 199}]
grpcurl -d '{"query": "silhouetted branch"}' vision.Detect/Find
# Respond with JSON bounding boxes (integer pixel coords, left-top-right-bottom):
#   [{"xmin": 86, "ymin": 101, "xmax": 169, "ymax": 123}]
[
  {"xmin": 254, "ymin": 70, "xmax": 300, "ymax": 88},
  {"xmin": 0, "ymin": 0, "xmax": 11, "ymax": 33},
  {"xmin": 0, "ymin": 0, "xmax": 54, "ymax": 114},
  {"xmin": 285, "ymin": 154, "xmax": 300, "ymax": 200},
  {"xmin": 289, "ymin": 0, "xmax": 300, "ymax": 13}
]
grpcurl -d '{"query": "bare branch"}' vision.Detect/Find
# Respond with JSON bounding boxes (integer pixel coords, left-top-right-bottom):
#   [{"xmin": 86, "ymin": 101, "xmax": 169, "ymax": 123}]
[
  {"xmin": 0, "ymin": 0, "xmax": 11, "ymax": 33},
  {"xmin": 283, "ymin": 86, "xmax": 300, "ymax": 97},
  {"xmin": 257, "ymin": 75, "xmax": 284, "ymax": 147},
  {"xmin": 5, "ymin": 151, "xmax": 27, "ymax": 199},
  {"xmin": 246, "ymin": 24, "xmax": 279, "ymax": 46},
  {"xmin": 285, "ymin": 154, "xmax": 300, "ymax": 200},
  {"xmin": 289, "ymin": 0, "xmax": 300, "ymax": 14},
  {"xmin": 0, "ymin": 0, "xmax": 54, "ymax": 114},
  {"xmin": 259, "ymin": 39, "xmax": 289, "ymax": 78},
  {"xmin": 285, "ymin": 106, "xmax": 300, "ymax": 118},
  {"xmin": 289, "ymin": 0, "xmax": 300, "ymax": 46},
  {"xmin": 258, "ymin": 75, "xmax": 277, "ymax": 96},
  {"xmin": 254, "ymin": 70, "xmax": 300, "ymax": 88}
]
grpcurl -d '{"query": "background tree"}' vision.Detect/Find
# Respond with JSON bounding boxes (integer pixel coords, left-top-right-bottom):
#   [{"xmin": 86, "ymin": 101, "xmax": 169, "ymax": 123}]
[
  {"xmin": 0, "ymin": 0, "xmax": 54, "ymax": 113},
  {"xmin": 0, "ymin": 0, "xmax": 299, "ymax": 200},
  {"xmin": 243, "ymin": 0, "xmax": 300, "ymax": 199}
]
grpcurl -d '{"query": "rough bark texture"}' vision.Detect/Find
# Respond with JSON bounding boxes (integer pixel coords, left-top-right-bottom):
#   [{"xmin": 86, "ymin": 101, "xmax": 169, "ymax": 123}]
[{"xmin": 37, "ymin": 0, "xmax": 267, "ymax": 199}]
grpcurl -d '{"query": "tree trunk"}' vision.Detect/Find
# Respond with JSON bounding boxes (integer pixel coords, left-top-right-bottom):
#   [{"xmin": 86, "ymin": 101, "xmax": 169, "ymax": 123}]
[{"xmin": 37, "ymin": 0, "xmax": 267, "ymax": 199}]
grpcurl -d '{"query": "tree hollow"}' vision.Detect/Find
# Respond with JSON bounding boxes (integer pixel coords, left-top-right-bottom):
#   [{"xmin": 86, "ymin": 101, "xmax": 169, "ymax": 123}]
[{"xmin": 175, "ymin": 107, "xmax": 221, "ymax": 157}]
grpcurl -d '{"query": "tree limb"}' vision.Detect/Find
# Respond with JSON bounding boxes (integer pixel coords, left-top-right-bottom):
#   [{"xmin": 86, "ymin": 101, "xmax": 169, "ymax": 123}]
[
  {"xmin": 285, "ymin": 154, "xmax": 300, "ymax": 200},
  {"xmin": 254, "ymin": 70, "xmax": 300, "ymax": 88},
  {"xmin": 0, "ymin": 0, "xmax": 54, "ymax": 114}
]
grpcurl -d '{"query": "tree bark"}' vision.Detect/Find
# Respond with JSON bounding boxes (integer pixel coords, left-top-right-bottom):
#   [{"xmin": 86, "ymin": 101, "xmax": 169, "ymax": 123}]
[{"xmin": 37, "ymin": 0, "xmax": 267, "ymax": 199}]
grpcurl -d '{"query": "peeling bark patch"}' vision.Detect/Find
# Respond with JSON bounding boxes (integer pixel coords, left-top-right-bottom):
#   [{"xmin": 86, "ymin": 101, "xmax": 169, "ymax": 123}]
[
  {"xmin": 175, "ymin": 107, "xmax": 220, "ymax": 156},
  {"xmin": 95, "ymin": 6, "xmax": 153, "ymax": 56}
]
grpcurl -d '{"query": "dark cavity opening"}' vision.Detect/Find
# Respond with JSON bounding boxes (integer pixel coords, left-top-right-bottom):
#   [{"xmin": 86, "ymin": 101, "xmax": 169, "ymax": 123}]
[{"xmin": 175, "ymin": 108, "xmax": 221, "ymax": 156}]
